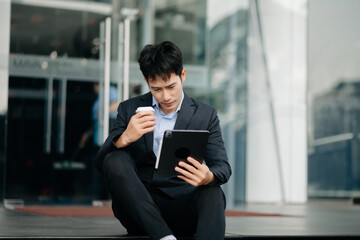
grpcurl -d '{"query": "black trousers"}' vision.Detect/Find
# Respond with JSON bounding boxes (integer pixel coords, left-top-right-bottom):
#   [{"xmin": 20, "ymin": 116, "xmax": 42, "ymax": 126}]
[{"xmin": 101, "ymin": 150, "xmax": 226, "ymax": 240}]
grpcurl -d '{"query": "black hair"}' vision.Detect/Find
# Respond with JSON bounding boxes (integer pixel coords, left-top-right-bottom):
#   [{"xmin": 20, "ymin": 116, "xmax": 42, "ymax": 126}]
[{"xmin": 138, "ymin": 41, "xmax": 183, "ymax": 81}]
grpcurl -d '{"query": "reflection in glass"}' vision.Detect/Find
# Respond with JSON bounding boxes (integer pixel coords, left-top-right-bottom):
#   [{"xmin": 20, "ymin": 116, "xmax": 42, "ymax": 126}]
[
  {"xmin": 308, "ymin": 0, "xmax": 360, "ymax": 197},
  {"xmin": 154, "ymin": 0, "xmax": 248, "ymax": 205},
  {"xmin": 6, "ymin": 0, "xmax": 249, "ymax": 205},
  {"xmin": 10, "ymin": 3, "xmax": 107, "ymax": 58}
]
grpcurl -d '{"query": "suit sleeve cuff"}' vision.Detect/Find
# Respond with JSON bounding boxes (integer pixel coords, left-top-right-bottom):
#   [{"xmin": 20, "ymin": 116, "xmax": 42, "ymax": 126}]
[{"xmin": 112, "ymin": 135, "xmax": 120, "ymax": 149}]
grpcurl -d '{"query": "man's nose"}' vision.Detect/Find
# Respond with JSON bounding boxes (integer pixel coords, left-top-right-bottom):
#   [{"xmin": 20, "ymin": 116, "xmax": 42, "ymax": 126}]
[{"xmin": 162, "ymin": 90, "xmax": 171, "ymax": 101}]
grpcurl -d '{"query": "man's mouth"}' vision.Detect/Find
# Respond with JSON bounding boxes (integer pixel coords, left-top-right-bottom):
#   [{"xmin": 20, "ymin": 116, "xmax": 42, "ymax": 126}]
[{"xmin": 163, "ymin": 102, "xmax": 173, "ymax": 107}]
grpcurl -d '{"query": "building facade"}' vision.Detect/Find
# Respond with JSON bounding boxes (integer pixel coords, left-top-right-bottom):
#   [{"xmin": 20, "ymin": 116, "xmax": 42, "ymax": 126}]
[{"xmin": 1, "ymin": 0, "xmax": 359, "ymax": 207}]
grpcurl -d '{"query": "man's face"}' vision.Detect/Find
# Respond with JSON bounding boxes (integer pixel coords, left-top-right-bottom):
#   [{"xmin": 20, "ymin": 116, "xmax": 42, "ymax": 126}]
[{"xmin": 147, "ymin": 69, "xmax": 186, "ymax": 115}]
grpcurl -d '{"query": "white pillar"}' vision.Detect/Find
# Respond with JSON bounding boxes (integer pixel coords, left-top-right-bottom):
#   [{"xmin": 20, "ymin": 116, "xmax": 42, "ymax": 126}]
[
  {"xmin": 0, "ymin": 0, "xmax": 10, "ymax": 115},
  {"xmin": 0, "ymin": 0, "xmax": 11, "ymax": 203},
  {"xmin": 246, "ymin": 0, "xmax": 308, "ymax": 203}
]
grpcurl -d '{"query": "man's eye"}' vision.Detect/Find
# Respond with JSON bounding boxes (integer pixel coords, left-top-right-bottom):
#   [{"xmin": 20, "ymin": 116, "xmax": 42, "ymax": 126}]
[{"xmin": 154, "ymin": 89, "xmax": 161, "ymax": 92}]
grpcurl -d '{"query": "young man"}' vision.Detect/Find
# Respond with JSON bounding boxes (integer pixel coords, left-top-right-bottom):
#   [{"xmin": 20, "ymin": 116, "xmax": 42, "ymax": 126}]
[{"xmin": 95, "ymin": 41, "xmax": 231, "ymax": 240}]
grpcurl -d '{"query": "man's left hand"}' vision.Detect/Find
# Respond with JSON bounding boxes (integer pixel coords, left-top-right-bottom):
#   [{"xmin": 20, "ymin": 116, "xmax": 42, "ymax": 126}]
[{"xmin": 175, "ymin": 157, "xmax": 215, "ymax": 187}]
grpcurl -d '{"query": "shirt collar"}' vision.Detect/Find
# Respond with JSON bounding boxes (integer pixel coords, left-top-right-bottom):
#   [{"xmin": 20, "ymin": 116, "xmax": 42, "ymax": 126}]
[{"xmin": 152, "ymin": 91, "xmax": 184, "ymax": 114}]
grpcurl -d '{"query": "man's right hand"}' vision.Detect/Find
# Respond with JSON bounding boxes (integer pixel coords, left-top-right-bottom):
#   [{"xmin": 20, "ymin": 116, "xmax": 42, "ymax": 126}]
[{"xmin": 115, "ymin": 111, "xmax": 156, "ymax": 148}]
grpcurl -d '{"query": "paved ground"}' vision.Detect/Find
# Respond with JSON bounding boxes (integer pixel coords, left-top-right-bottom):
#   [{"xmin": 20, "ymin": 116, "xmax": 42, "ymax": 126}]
[{"xmin": 1, "ymin": 199, "xmax": 360, "ymax": 239}]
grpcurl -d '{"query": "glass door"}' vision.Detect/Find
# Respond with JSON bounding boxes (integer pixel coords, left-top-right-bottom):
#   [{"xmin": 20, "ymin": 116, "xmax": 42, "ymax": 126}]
[
  {"xmin": 5, "ymin": 0, "xmax": 247, "ymax": 207},
  {"xmin": 5, "ymin": 1, "xmax": 133, "ymax": 205},
  {"xmin": 6, "ymin": 76, "xmax": 98, "ymax": 204}
]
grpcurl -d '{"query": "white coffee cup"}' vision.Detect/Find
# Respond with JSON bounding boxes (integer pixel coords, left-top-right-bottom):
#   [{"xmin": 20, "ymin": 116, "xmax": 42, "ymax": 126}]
[{"xmin": 135, "ymin": 106, "xmax": 154, "ymax": 113}]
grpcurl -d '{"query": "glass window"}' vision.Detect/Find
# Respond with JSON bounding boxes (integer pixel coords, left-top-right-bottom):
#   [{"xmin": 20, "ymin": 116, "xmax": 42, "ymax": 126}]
[
  {"xmin": 10, "ymin": 3, "xmax": 107, "ymax": 58},
  {"xmin": 308, "ymin": 0, "xmax": 360, "ymax": 197},
  {"xmin": 5, "ymin": 0, "xmax": 249, "ymax": 206},
  {"xmin": 154, "ymin": 0, "xmax": 249, "ymax": 205},
  {"xmin": 154, "ymin": 0, "xmax": 206, "ymax": 65}
]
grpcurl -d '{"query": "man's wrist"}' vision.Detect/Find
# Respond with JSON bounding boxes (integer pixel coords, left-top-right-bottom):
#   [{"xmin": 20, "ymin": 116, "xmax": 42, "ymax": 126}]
[
  {"xmin": 207, "ymin": 171, "xmax": 215, "ymax": 185},
  {"xmin": 115, "ymin": 133, "xmax": 130, "ymax": 148}
]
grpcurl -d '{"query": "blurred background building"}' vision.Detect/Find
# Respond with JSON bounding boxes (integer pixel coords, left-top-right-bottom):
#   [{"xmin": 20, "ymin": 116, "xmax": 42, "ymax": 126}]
[{"xmin": 0, "ymin": 0, "xmax": 359, "ymax": 208}]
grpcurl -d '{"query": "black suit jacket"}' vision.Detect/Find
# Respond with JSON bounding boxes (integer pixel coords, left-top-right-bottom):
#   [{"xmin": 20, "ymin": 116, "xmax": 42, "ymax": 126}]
[{"xmin": 95, "ymin": 92, "xmax": 231, "ymax": 197}]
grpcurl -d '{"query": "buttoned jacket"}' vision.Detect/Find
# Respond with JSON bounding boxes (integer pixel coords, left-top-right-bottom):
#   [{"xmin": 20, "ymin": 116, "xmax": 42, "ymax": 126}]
[{"xmin": 95, "ymin": 92, "xmax": 231, "ymax": 197}]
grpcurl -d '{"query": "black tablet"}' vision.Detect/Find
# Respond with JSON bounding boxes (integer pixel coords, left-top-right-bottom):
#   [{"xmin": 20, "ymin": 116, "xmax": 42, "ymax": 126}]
[{"xmin": 155, "ymin": 130, "xmax": 210, "ymax": 177}]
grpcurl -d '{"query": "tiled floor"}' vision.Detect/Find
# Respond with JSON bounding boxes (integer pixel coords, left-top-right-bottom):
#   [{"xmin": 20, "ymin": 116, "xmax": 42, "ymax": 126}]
[
  {"xmin": 1, "ymin": 199, "xmax": 360, "ymax": 239},
  {"xmin": 227, "ymin": 199, "xmax": 360, "ymax": 237}
]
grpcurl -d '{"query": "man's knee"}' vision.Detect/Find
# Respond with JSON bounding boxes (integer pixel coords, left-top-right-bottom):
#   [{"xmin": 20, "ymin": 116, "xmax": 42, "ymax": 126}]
[
  {"xmin": 195, "ymin": 185, "xmax": 226, "ymax": 209},
  {"xmin": 102, "ymin": 150, "xmax": 136, "ymax": 180}
]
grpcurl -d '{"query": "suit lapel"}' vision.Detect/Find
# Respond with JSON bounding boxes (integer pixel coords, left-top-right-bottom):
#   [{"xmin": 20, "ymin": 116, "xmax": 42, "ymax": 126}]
[
  {"xmin": 140, "ymin": 93, "xmax": 155, "ymax": 156},
  {"xmin": 142, "ymin": 93, "xmax": 196, "ymax": 157},
  {"xmin": 174, "ymin": 94, "xmax": 196, "ymax": 130}
]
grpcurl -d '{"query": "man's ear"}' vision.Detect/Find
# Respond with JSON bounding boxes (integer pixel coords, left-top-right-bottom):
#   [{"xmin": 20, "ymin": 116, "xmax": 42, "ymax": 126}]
[{"xmin": 181, "ymin": 69, "xmax": 186, "ymax": 84}]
